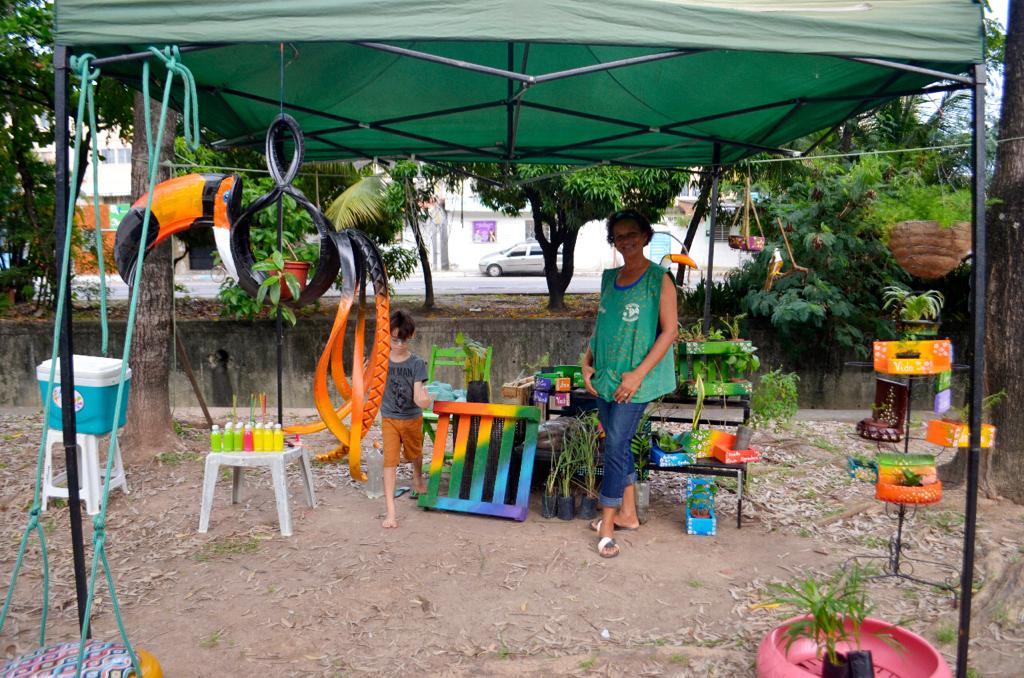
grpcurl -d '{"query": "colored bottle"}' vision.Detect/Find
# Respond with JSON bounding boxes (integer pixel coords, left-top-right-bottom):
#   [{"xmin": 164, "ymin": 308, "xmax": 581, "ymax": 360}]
[
  {"xmin": 243, "ymin": 424, "xmax": 254, "ymax": 452},
  {"xmin": 210, "ymin": 425, "xmax": 222, "ymax": 453},
  {"xmin": 254, "ymin": 422, "xmax": 264, "ymax": 452},
  {"xmin": 273, "ymin": 424, "xmax": 284, "ymax": 452},
  {"xmin": 232, "ymin": 423, "xmax": 244, "ymax": 452}
]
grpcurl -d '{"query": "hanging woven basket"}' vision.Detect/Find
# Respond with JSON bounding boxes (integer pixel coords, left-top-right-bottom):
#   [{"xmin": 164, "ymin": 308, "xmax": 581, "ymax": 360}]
[{"xmin": 887, "ymin": 220, "xmax": 971, "ymax": 280}]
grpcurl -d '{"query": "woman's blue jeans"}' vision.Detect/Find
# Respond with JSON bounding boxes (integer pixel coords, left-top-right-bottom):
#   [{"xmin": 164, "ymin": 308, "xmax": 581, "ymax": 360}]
[{"xmin": 596, "ymin": 398, "xmax": 647, "ymax": 509}]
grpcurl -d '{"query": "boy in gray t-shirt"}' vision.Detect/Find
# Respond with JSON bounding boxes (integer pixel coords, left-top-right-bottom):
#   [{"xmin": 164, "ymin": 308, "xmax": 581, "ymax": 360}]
[{"xmin": 381, "ymin": 310, "xmax": 432, "ymax": 529}]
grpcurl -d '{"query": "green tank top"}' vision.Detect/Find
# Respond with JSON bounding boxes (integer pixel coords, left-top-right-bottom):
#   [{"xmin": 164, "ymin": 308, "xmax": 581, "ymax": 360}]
[{"xmin": 589, "ymin": 263, "xmax": 677, "ymax": 403}]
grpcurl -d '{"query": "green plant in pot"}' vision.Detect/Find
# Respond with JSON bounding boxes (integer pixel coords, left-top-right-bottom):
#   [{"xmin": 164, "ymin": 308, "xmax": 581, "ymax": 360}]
[
  {"xmin": 869, "ymin": 176, "xmax": 971, "ymax": 281},
  {"xmin": 882, "ymin": 285, "xmax": 944, "ymax": 339},
  {"xmin": 685, "ymin": 482, "xmax": 717, "ymax": 519},
  {"xmin": 455, "ymin": 331, "xmax": 490, "ymax": 402},
  {"xmin": 542, "ymin": 455, "xmax": 558, "ymax": 519},
  {"xmin": 768, "ymin": 567, "xmax": 889, "ymax": 677},
  {"xmin": 572, "ymin": 412, "xmax": 602, "ymax": 520},
  {"xmin": 253, "ymin": 249, "xmax": 306, "ymax": 326},
  {"xmin": 630, "ymin": 405, "xmax": 655, "ymax": 523},
  {"xmin": 554, "ymin": 439, "xmax": 578, "ymax": 521}
]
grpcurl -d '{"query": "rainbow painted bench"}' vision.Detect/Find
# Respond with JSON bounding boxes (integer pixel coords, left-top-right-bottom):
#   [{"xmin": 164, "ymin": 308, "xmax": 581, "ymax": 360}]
[{"xmin": 418, "ymin": 401, "xmax": 540, "ymax": 521}]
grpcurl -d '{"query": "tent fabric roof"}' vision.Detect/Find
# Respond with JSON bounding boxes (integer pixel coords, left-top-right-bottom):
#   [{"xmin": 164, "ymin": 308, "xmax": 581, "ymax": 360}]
[{"xmin": 55, "ymin": 0, "xmax": 984, "ymax": 167}]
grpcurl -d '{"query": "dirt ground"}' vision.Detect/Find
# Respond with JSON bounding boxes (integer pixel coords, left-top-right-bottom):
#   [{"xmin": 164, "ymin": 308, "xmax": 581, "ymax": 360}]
[{"xmin": 1, "ymin": 411, "xmax": 1022, "ymax": 677}]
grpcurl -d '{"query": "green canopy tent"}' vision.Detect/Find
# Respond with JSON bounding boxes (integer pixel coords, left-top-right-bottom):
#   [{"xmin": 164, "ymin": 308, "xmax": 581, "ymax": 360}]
[{"xmin": 48, "ymin": 1, "xmax": 988, "ymax": 675}]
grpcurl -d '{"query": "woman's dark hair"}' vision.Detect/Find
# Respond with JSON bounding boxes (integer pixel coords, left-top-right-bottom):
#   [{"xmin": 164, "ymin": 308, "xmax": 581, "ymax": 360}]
[
  {"xmin": 605, "ymin": 209, "xmax": 654, "ymax": 246},
  {"xmin": 390, "ymin": 310, "xmax": 416, "ymax": 340}
]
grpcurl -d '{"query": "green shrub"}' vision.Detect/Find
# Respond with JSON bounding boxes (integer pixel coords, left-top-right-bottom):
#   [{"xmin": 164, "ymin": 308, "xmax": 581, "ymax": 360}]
[{"xmin": 751, "ymin": 368, "xmax": 799, "ymax": 429}]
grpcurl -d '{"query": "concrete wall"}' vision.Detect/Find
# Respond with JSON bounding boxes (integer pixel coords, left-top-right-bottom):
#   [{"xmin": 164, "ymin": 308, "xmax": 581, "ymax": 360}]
[{"xmin": 1, "ymin": 318, "xmax": 968, "ymax": 412}]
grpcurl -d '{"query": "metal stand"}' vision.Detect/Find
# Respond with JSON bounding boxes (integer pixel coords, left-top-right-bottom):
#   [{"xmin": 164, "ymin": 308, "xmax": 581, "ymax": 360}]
[{"xmin": 849, "ymin": 376, "xmax": 960, "ymax": 600}]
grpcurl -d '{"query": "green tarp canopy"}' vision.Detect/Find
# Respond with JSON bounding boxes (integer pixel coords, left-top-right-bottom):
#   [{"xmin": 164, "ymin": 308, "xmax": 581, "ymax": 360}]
[{"xmin": 55, "ymin": 0, "xmax": 985, "ymax": 166}]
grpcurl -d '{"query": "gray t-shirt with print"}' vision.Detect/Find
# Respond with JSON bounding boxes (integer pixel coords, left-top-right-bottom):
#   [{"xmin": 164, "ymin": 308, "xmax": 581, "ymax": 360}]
[{"xmin": 380, "ymin": 354, "xmax": 429, "ymax": 419}]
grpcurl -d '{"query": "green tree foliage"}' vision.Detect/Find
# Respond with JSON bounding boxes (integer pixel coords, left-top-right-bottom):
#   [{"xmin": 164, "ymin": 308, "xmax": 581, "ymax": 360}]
[
  {"xmin": 732, "ymin": 158, "xmax": 911, "ymax": 356},
  {"xmin": 469, "ymin": 164, "xmax": 690, "ymax": 310}
]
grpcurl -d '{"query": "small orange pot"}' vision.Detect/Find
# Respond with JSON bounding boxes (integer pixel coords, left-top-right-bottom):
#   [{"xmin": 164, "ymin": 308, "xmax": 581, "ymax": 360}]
[
  {"xmin": 280, "ymin": 260, "xmax": 310, "ymax": 302},
  {"xmin": 876, "ymin": 480, "xmax": 943, "ymax": 505},
  {"xmin": 926, "ymin": 419, "xmax": 995, "ymax": 448}
]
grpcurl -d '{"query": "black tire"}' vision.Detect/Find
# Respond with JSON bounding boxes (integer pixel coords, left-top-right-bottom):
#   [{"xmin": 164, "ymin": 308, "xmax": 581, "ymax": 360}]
[{"xmin": 486, "ymin": 264, "xmax": 503, "ymax": 277}]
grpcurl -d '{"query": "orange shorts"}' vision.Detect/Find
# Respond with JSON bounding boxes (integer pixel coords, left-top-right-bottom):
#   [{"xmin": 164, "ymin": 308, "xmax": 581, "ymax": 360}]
[{"xmin": 381, "ymin": 416, "xmax": 424, "ymax": 467}]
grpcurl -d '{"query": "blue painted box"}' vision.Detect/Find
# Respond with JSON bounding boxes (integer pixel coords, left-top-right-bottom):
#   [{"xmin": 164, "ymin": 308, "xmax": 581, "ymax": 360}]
[
  {"xmin": 685, "ymin": 476, "xmax": 717, "ymax": 536},
  {"xmin": 37, "ymin": 356, "xmax": 131, "ymax": 435},
  {"xmin": 651, "ymin": 439, "xmax": 694, "ymax": 467}
]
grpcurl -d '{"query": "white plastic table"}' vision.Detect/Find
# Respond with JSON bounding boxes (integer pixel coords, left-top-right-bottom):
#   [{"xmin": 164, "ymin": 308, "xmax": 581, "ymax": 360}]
[{"xmin": 198, "ymin": 446, "xmax": 316, "ymax": 537}]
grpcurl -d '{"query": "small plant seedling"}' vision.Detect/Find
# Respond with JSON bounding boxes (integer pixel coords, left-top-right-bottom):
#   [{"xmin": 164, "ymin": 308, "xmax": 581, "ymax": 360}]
[
  {"xmin": 193, "ymin": 535, "xmax": 260, "ymax": 562},
  {"xmin": 668, "ymin": 653, "xmax": 690, "ymax": 666},
  {"xmin": 934, "ymin": 625, "xmax": 956, "ymax": 645},
  {"xmin": 199, "ymin": 629, "xmax": 224, "ymax": 649}
]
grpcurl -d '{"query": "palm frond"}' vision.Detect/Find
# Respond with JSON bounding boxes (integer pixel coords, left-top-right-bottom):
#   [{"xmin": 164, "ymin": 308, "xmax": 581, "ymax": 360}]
[{"xmin": 325, "ymin": 175, "xmax": 386, "ymax": 230}]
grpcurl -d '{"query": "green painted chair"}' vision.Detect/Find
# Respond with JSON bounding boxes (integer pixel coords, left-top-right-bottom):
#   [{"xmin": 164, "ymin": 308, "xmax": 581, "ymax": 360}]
[{"xmin": 422, "ymin": 343, "xmax": 493, "ymax": 442}]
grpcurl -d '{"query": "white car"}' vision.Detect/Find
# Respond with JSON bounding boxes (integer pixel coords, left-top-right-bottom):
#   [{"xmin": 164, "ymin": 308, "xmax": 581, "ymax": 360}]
[{"xmin": 478, "ymin": 240, "xmax": 563, "ymax": 277}]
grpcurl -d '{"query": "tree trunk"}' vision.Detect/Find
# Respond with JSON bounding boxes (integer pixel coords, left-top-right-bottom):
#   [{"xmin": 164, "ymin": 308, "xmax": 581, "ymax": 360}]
[
  {"xmin": 439, "ymin": 199, "xmax": 450, "ymax": 271},
  {"xmin": 405, "ymin": 179, "xmax": 434, "ymax": 310},
  {"xmin": 943, "ymin": 2, "xmax": 1024, "ymax": 503},
  {"xmin": 121, "ymin": 93, "xmax": 181, "ymax": 462}
]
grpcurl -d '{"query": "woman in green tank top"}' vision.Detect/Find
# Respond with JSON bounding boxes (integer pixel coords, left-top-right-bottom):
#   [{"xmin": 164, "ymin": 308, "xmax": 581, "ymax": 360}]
[{"xmin": 582, "ymin": 209, "xmax": 678, "ymax": 558}]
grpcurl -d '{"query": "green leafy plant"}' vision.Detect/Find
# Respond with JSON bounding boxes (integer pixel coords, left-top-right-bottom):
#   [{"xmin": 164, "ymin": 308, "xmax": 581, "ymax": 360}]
[
  {"xmin": 455, "ymin": 331, "xmax": 489, "ymax": 384},
  {"xmin": 686, "ymin": 482, "xmax": 717, "ymax": 518},
  {"xmin": 948, "ymin": 389, "xmax": 1007, "ymax": 425},
  {"xmin": 768, "ymin": 567, "xmax": 890, "ymax": 667},
  {"xmin": 252, "ymin": 249, "xmax": 301, "ymax": 326},
  {"xmin": 750, "ymin": 369, "xmax": 799, "ymax": 430},
  {"xmin": 882, "ymin": 285, "xmax": 944, "ymax": 322},
  {"xmin": 691, "ymin": 373, "xmax": 706, "ymax": 431},
  {"xmin": 630, "ymin": 406, "xmax": 655, "ymax": 482},
  {"xmin": 653, "ymin": 430, "xmax": 682, "ymax": 452},
  {"xmin": 566, "ymin": 412, "xmax": 602, "ymax": 498},
  {"xmin": 868, "ymin": 178, "xmax": 971, "ymax": 238},
  {"xmin": 719, "ymin": 313, "xmax": 747, "ymax": 341}
]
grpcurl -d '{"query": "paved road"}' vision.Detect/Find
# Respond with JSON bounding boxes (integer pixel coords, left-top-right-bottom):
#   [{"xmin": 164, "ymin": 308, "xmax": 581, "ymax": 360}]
[{"xmin": 76, "ymin": 272, "xmax": 602, "ymax": 299}]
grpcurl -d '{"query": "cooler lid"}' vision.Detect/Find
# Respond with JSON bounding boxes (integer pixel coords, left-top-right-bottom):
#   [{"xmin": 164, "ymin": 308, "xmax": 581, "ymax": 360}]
[{"xmin": 36, "ymin": 355, "xmax": 132, "ymax": 387}]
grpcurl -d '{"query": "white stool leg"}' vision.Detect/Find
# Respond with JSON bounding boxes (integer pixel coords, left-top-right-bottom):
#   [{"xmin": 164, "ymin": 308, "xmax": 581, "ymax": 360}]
[
  {"xmin": 299, "ymin": 449, "xmax": 316, "ymax": 508},
  {"xmin": 109, "ymin": 433, "xmax": 128, "ymax": 495},
  {"xmin": 42, "ymin": 429, "xmax": 59, "ymax": 512},
  {"xmin": 269, "ymin": 459, "xmax": 292, "ymax": 537},
  {"xmin": 198, "ymin": 454, "xmax": 219, "ymax": 533},
  {"xmin": 78, "ymin": 434, "xmax": 101, "ymax": 516}
]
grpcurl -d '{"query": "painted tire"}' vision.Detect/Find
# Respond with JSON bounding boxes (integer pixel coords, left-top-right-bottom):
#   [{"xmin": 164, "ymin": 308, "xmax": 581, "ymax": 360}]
[{"xmin": 757, "ymin": 616, "xmax": 951, "ymax": 678}]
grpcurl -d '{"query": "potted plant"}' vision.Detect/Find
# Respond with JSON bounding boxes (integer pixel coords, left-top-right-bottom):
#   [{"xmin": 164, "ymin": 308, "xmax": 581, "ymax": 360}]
[
  {"xmin": 881, "ymin": 285, "xmax": 944, "ymax": 339},
  {"xmin": 869, "ymin": 177, "xmax": 971, "ymax": 280},
  {"xmin": 685, "ymin": 477, "xmax": 717, "ymax": 535},
  {"xmin": 855, "ymin": 377, "xmax": 908, "ymax": 444},
  {"xmin": 925, "ymin": 389, "xmax": 1004, "ymax": 449},
  {"xmin": 572, "ymin": 412, "xmax": 601, "ymax": 520},
  {"xmin": 763, "ymin": 568, "xmax": 882, "ymax": 677},
  {"xmin": 630, "ymin": 406, "xmax": 655, "ymax": 523},
  {"xmin": 846, "ymin": 452, "xmax": 878, "ymax": 483},
  {"xmin": 542, "ymin": 455, "xmax": 558, "ymax": 518},
  {"xmin": 253, "ymin": 249, "xmax": 304, "ymax": 325},
  {"xmin": 555, "ymin": 440, "xmax": 577, "ymax": 521},
  {"xmin": 455, "ymin": 331, "xmax": 490, "ymax": 403}
]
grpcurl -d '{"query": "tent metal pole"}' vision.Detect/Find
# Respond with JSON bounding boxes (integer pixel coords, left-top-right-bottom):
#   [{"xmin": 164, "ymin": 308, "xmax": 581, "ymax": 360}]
[
  {"xmin": 802, "ymin": 72, "xmax": 904, "ymax": 155},
  {"xmin": 753, "ymin": 102, "xmax": 804, "ymax": 145},
  {"xmin": 955, "ymin": 61, "xmax": 987, "ymax": 678},
  {"xmin": 53, "ymin": 44, "xmax": 92, "ymax": 639},
  {"xmin": 843, "ymin": 57, "xmax": 973, "ymax": 85},
  {"xmin": 355, "ymin": 40, "xmax": 697, "ymax": 85},
  {"xmin": 506, "ymin": 43, "xmax": 515, "ymax": 161},
  {"xmin": 309, "ymin": 100, "xmax": 507, "ymax": 137},
  {"xmin": 519, "ymin": 100, "xmax": 797, "ymax": 157},
  {"xmin": 355, "ymin": 41, "xmax": 532, "ymax": 82},
  {"xmin": 530, "ymin": 49, "xmax": 700, "ymax": 84},
  {"xmin": 89, "ymin": 44, "xmax": 217, "ymax": 68},
  {"xmin": 702, "ymin": 145, "xmax": 721, "ymax": 336}
]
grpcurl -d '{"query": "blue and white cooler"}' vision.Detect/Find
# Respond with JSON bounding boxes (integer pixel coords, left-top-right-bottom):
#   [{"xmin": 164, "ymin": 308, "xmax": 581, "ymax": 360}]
[{"xmin": 36, "ymin": 356, "xmax": 131, "ymax": 435}]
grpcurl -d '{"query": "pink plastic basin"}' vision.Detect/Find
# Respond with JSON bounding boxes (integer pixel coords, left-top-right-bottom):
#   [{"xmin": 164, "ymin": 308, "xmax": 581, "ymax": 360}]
[{"xmin": 757, "ymin": 616, "xmax": 952, "ymax": 678}]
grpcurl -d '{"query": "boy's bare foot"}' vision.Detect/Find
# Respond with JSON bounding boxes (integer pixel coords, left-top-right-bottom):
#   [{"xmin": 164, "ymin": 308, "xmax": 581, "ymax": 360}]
[
  {"xmin": 413, "ymin": 476, "xmax": 427, "ymax": 495},
  {"xmin": 382, "ymin": 515, "xmax": 398, "ymax": 528}
]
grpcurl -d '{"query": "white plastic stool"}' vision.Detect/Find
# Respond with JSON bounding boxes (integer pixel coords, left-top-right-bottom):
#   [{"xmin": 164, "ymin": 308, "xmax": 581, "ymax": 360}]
[{"xmin": 42, "ymin": 428, "xmax": 129, "ymax": 516}]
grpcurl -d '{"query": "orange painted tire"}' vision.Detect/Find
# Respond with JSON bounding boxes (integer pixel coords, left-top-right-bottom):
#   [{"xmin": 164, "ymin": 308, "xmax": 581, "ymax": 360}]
[{"xmin": 875, "ymin": 481, "xmax": 943, "ymax": 505}]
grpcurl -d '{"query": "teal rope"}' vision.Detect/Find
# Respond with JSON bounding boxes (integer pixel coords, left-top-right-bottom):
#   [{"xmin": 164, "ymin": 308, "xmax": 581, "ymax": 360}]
[
  {"xmin": 76, "ymin": 46, "xmax": 200, "ymax": 678},
  {"xmin": 0, "ymin": 52, "xmax": 99, "ymax": 648},
  {"xmin": 83, "ymin": 66, "xmax": 109, "ymax": 357}
]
